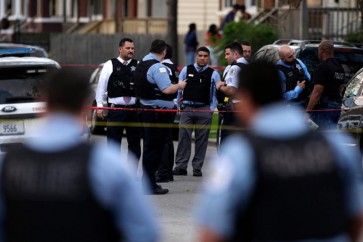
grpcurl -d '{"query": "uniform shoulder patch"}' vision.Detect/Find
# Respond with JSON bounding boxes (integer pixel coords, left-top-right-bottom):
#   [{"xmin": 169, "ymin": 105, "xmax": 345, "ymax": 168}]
[{"xmin": 159, "ymin": 67, "xmax": 167, "ymax": 73}]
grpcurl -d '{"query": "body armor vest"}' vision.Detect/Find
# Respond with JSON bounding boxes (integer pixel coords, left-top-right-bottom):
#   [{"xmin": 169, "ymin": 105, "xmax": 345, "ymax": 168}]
[
  {"xmin": 2, "ymin": 143, "xmax": 121, "ymax": 242},
  {"xmin": 231, "ymin": 131, "xmax": 345, "ymax": 241},
  {"xmin": 107, "ymin": 58, "xmax": 138, "ymax": 98},
  {"xmin": 163, "ymin": 62, "xmax": 179, "ymax": 99},
  {"xmin": 134, "ymin": 59, "xmax": 175, "ymax": 101},
  {"xmin": 183, "ymin": 65, "xmax": 214, "ymax": 103},
  {"xmin": 277, "ymin": 59, "xmax": 310, "ymax": 102},
  {"xmin": 217, "ymin": 62, "xmax": 246, "ymax": 106}
]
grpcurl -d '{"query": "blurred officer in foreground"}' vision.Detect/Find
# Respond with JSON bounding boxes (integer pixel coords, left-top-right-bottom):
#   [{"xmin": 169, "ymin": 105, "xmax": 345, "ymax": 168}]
[
  {"xmin": 196, "ymin": 61, "xmax": 363, "ymax": 242},
  {"xmin": 134, "ymin": 39, "xmax": 186, "ymax": 195},
  {"xmin": 0, "ymin": 69, "xmax": 159, "ymax": 242},
  {"xmin": 306, "ymin": 40, "xmax": 345, "ymax": 129},
  {"xmin": 96, "ymin": 37, "xmax": 141, "ymax": 166},
  {"xmin": 277, "ymin": 45, "xmax": 311, "ymax": 106}
]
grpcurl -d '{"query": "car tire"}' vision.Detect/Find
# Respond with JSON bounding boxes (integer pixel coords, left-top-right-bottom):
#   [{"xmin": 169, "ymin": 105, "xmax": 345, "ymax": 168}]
[{"xmin": 90, "ymin": 109, "xmax": 106, "ymax": 135}]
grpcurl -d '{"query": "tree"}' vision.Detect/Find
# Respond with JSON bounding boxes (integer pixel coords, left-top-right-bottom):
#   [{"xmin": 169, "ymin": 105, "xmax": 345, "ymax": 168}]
[{"xmin": 216, "ymin": 21, "xmax": 278, "ymax": 65}]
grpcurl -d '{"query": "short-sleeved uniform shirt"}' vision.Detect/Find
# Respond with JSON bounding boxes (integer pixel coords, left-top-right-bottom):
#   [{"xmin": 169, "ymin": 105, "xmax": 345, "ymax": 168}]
[{"xmin": 312, "ymin": 58, "xmax": 345, "ymax": 102}]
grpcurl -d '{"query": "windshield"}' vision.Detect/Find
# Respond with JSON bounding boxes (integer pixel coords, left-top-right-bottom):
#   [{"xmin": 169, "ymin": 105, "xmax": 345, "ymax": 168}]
[
  {"xmin": 343, "ymin": 70, "xmax": 363, "ymax": 99},
  {"xmin": 0, "ymin": 66, "xmax": 57, "ymax": 104}
]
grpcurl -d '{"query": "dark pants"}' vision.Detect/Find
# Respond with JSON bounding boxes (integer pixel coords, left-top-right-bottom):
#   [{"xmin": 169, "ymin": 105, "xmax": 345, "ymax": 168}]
[
  {"xmin": 309, "ymin": 102, "xmax": 341, "ymax": 130},
  {"xmin": 106, "ymin": 109, "xmax": 141, "ymax": 162},
  {"xmin": 156, "ymin": 112, "xmax": 176, "ymax": 179},
  {"xmin": 140, "ymin": 110, "xmax": 174, "ymax": 189},
  {"xmin": 220, "ymin": 110, "xmax": 238, "ymax": 145}
]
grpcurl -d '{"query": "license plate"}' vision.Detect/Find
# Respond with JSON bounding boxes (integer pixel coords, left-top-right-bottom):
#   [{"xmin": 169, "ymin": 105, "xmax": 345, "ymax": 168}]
[{"xmin": 0, "ymin": 120, "xmax": 25, "ymax": 135}]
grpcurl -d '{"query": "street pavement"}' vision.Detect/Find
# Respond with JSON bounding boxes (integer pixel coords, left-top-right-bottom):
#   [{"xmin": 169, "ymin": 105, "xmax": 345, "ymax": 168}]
[{"xmin": 91, "ymin": 135, "xmax": 218, "ymax": 242}]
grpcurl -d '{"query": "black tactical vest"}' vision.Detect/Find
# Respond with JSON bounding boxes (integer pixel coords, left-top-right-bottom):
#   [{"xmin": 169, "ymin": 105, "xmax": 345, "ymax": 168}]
[
  {"xmin": 134, "ymin": 59, "xmax": 175, "ymax": 101},
  {"xmin": 277, "ymin": 59, "xmax": 310, "ymax": 102},
  {"xmin": 183, "ymin": 65, "xmax": 214, "ymax": 103},
  {"xmin": 163, "ymin": 62, "xmax": 179, "ymax": 99},
  {"xmin": 2, "ymin": 143, "xmax": 121, "ymax": 242},
  {"xmin": 217, "ymin": 62, "xmax": 246, "ymax": 106},
  {"xmin": 231, "ymin": 131, "xmax": 345, "ymax": 241},
  {"xmin": 107, "ymin": 58, "xmax": 138, "ymax": 98}
]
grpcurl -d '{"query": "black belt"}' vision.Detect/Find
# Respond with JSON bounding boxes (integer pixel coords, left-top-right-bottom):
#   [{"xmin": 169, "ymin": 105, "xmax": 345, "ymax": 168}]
[
  {"xmin": 140, "ymin": 104, "xmax": 170, "ymax": 109},
  {"xmin": 109, "ymin": 104, "xmax": 137, "ymax": 108},
  {"xmin": 184, "ymin": 103, "xmax": 208, "ymax": 108}
]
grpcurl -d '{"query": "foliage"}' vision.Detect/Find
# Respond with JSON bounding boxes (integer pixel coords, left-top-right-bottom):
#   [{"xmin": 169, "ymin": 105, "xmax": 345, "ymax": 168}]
[
  {"xmin": 215, "ymin": 21, "xmax": 278, "ymax": 65},
  {"xmin": 345, "ymin": 32, "xmax": 363, "ymax": 44}
]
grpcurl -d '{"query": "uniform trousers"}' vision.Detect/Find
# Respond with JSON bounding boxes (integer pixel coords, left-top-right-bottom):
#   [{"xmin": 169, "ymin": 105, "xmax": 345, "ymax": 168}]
[
  {"xmin": 174, "ymin": 105, "xmax": 213, "ymax": 171},
  {"xmin": 140, "ymin": 109, "xmax": 174, "ymax": 189},
  {"xmin": 309, "ymin": 102, "xmax": 341, "ymax": 130},
  {"xmin": 106, "ymin": 108, "xmax": 141, "ymax": 161},
  {"xmin": 156, "ymin": 112, "xmax": 176, "ymax": 180}
]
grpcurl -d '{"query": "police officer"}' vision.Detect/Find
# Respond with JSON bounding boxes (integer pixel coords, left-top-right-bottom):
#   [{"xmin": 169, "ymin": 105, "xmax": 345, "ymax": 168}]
[
  {"xmin": 156, "ymin": 44, "xmax": 179, "ymax": 183},
  {"xmin": 306, "ymin": 40, "xmax": 345, "ymax": 129},
  {"xmin": 0, "ymin": 69, "xmax": 159, "ymax": 242},
  {"xmin": 134, "ymin": 39, "xmax": 186, "ymax": 195},
  {"xmin": 196, "ymin": 61, "xmax": 363, "ymax": 242},
  {"xmin": 96, "ymin": 37, "xmax": 141, "ymax": 165},
  {"xmin": 240, "ymin": 40, "xmax": 252, "ymax": 62},
  {"xmin": 173, "ymin": 47, "xmax": 221, "ymax": 177},
  {"xmin": 216, "ymin": 42, "xmax": 248, "ymax": 145},
  {"xmin": 277, "ymin": 45, "xmax": 311, "ymax": 106}
]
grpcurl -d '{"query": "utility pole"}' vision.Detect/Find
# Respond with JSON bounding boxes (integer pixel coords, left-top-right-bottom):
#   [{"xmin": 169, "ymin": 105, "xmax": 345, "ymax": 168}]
[
  {"xmin": 300, "ymin": 0, "xmax": 308, "ymax": 39},
  {"xmin": 167, "ymin": 0, "xmax": 178, "ymax": 66}
]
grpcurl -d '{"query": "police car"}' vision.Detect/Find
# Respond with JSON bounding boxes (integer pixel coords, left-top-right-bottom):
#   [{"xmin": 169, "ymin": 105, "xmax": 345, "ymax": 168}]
[{"xmin": 0, "ymin": 48, "xmax": 60, "ymax": 154}]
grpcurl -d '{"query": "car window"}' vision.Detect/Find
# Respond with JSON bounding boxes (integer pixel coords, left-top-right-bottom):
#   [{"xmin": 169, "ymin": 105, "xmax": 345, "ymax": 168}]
[
  {"xmin": 0, "ymin": 66, "xmax": 57, "ymax": 104},
  {"xmin": 334, "ymin": 49, "xmax": 363, "ymax": 83},
  {"xmin": 296, "ymin": 48, "xmax": 319, "ymax": 74},
  {"xmin": 343, "ymin": 70, "xmax": 363, "ymax": 99}
]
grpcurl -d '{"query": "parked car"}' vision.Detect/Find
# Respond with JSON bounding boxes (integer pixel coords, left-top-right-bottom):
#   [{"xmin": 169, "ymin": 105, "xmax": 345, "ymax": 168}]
[
  {"xmin": 88, "ymin": 63, "xmax": 107, "ymax": 135},
  {"xmin": 337, "ymin": 67, "xmax": 363, "ymax": 149},
  {"xmin": 251, "ymin": 39, "xmax": 363, "ymax": 84},
  {"xmin": 0, "ymin": 47, "xmax": 90, "ymax": 154}
]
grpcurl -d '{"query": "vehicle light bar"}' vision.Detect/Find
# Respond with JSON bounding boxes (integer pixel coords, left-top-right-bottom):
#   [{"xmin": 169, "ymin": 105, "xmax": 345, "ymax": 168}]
[{"xmin": 0, "ymin": 48, "xmax": 36, "ymax": 57}]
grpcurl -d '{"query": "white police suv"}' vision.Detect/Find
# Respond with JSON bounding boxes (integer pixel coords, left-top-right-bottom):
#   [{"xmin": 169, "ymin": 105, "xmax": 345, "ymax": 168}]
[{"xmin": 0, "ymin": 48, "xmax": 61, "ymax": 153}]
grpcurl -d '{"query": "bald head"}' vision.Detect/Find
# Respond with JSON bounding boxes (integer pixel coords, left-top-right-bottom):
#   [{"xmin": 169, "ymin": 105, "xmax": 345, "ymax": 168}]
[
  {"xmin": 318, "ymin": 40, "xmax": 334, "ymax": 60},
  {"xmin": 278, "ymin": 45, "xmax": 295, "ymax": 64}
]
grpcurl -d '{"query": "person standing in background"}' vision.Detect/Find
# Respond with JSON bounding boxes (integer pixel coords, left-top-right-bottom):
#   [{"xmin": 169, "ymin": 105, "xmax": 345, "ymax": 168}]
[
  {"xmin": 184, "ymin": 23, "xmax": 199, "ymax": 65},
  {"xmin": 156, "ymin": 44, "xmax": 179, "ymax": 183},
  {"xmin": 134, "ymin": 39, "xmax": 186, "ymax": 195},
  {"xmin": 306, "ymin": 40, "xmax": 345, "ymax": 129},
  {"xmin": 96, "ymin": 38, "xmax": 141, "ymax": 168},
  {"xmin": 239, "ymin": 4, "xmax": 252, "ymax": 21},
  {"xmin": 205, "ymin": 24, "xmax": 222, "ymax": 66},
  {"xmin": 240, "ymin": 41, "xmax": 252, "ymax": 62},
  {"xmin": 219, "ymin": 4, "xmax": 240, "ymax": 32},
  {"xmin": 173, "ymin": 47, "xmax": 221, "ymax": 177}
]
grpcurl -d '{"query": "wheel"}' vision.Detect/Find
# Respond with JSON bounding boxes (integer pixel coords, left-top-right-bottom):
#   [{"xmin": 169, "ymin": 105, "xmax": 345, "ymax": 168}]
[{"xmin": 90, "ymin": 109, "xmax": 106, "ymax": 135}]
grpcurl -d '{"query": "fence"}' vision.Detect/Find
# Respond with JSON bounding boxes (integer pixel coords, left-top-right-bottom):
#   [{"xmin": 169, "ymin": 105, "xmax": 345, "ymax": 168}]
[{"xmin": 308, "ymin": 8, "xmax": 362, "ymax": 41}]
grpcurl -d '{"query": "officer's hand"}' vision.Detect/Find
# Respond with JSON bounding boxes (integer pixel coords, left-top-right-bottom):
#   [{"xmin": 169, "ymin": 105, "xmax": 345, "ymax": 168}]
[
  {"xmin": 96, "ymin": 109, "xmax": 105, "ymax": 119},
  {"xmin": 178, "ymin": 80, "xmax": 187, "ymax": 89},
  {"xmin": 216, "ymin": 81, "xmax": 225, "ymax": 90},
  {"xmin": 297, "ymin": 80, "xmax": 306, "ymax": 89}
]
